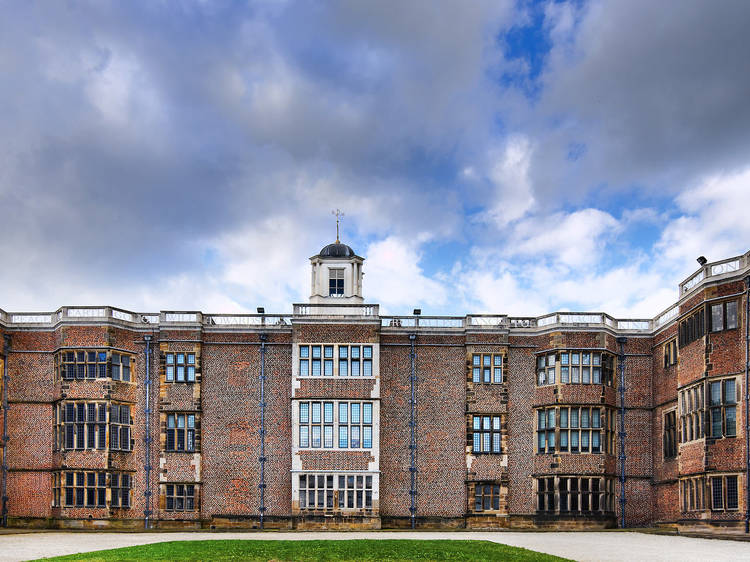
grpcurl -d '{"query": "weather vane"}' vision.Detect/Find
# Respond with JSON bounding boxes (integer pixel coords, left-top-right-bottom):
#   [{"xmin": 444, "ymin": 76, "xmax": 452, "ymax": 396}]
[{"xmin": 332, "ymin": 209, "xmax": 344, "ymax": 243}]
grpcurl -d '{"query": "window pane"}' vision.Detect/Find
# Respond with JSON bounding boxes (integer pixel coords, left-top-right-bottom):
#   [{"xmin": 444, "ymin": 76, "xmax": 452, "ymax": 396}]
[
  {"xmin": 351, "ymin": 426, "xmax": 360, "ymax": 448},
  {"xmin": 710, "ymin": 382, "xmax": 721, "ymax": 406},
  {"xmin": 363, "ymin": 403, "xmax": 372, "ymax": 424},
  {"xmin": 726, "ymin": 301, "xmax": 738, "ymax": 329},
  {"xmin": 351, "ymin": 403, "xmax": 360, "ymax": 424},
  {"xmin": 363, "ymin": 426, "xmax": 372, "ymax": 448},
  {"xmin": 339, "ymin": 425, "xmax": 348, "ymax": 448},
  {"xmin": 710, "ymin": 408, "xmax": 722, "ymax": 438},
  {"xmin": 339, "ymin": 403, "xmax": 348, "ymax": 423},
  {"xmin": 724, "ymin": 379, "xmax": 736, "ymax": 404},
  {"xmin": 726, "ymin": 406, "xmax": 736, "ymax": 436},
  {"xmin": 712, "ymin": 477, "xmax": 723, "ymax": 510},
  {"xmin": 324, "ymin": 425, "xmax": 333, "ymax": 448},
  {"xmin": 711, "ymin": 304, "xmax": 723, "ymax": 331},
  {"xmin": 300, "ymin": 403, "xmax": 309, "ymax": 424},
  {"xmin": 726, "ymin": 476, "xmax": 738, "ymax": 509},
  {"xmin": 311, "ymin": 426, "xmax": 321, "ymax": 448},
  {"xmin": 311, "ymin": 403, "xmax": 321, "ymax": 423}
]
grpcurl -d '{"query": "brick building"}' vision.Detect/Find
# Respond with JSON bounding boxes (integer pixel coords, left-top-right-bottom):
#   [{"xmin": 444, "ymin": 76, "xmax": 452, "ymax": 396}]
[{"xmin": 0, "ymin": 242, "xmax": 748, "ymax": 533}]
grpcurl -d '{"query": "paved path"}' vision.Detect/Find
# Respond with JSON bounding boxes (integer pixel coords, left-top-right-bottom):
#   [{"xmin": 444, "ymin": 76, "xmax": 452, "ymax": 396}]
[{"xmin": 1, "ymin": 530, "xmax": 749, "ymax": 562}]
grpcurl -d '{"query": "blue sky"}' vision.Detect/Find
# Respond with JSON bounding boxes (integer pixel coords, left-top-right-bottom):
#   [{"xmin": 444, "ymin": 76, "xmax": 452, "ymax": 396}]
[{"xmin": 1, "ymin": 0, "xmax": 749, "ymax": 319}]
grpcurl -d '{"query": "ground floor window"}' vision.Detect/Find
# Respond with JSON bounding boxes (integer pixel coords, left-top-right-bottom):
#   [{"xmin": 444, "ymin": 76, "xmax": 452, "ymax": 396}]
[
  {"xmin": 110, "ymin": 473, "xmax": 132, "ymax": 508},
  {"xmin": 711, "ymin": 474, "xmax": 739, "ymax": 511},
  {"xmin": 472, "ymin": 482, "xmax": 502, "ymax": 512},
  {"xmin": 164, "ymin": 483, "xmax": 197, "ymax": 512},
  {"xmin": 297, "ymin": 473, "xmax": 374, "ymax": 511},
  {"xmin": 680, "ymin": 476, "xmax": 706, "ymax": 512},
  {"xmin": 536, "ymin": 476, "xmax": 615, "ymax": 515},
  {"xmin": 53, "ymin": 471, "xmax": 131, "ymax": 508}
]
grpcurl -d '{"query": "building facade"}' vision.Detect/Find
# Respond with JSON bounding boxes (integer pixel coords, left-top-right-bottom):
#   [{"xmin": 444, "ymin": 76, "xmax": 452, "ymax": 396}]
[{"xmin": 0, "ymin": 242, "xmax": 748, "ymax": 532}]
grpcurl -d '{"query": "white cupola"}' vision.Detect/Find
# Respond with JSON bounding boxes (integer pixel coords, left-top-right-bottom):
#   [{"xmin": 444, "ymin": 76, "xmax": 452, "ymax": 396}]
[{"xmin": 309, "ymin": 241, "xmax": 364, "ymax": 304}]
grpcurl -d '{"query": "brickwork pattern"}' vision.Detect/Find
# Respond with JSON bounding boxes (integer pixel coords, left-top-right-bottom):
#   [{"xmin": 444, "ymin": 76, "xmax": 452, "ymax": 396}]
[{"xmin": 0, "ymin": 274, "xmax": 747, "ymax": 530}]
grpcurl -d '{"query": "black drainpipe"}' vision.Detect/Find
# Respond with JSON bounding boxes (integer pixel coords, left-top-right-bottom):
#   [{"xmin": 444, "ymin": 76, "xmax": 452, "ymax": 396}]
[
  {"xmin": 2, "ymin": 335, "xmax": 10, "ymax": 528},
  {"xmin": 409, "ymin": 333, "xmax": 418, "ymax": 529},
  {"xmin": 143, "ymin": 335, "xmax": 153, "ymax": 529},
  {"xmin": 616, "ymin": 336, "xmax": 627, "ymax": 529},
  {"xmin": 259, "ymin": 333, "xmax": 268, "ymax": 529},
  {"xmin": 744, "ymin": 276, "xmax": 749, "ymax": 535}
]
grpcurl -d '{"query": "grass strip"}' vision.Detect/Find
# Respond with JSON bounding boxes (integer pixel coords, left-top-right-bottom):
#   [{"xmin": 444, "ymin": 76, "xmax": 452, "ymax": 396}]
[{"xmin": 37, "ymin": 538, "xmax": 571, "ymax": 562}]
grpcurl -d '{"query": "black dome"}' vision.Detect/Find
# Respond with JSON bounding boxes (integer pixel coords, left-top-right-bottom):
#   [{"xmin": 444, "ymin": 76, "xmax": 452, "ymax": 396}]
[{"xmin": 319, "ymin": 243, "xmax": 356, "ymax": 258}]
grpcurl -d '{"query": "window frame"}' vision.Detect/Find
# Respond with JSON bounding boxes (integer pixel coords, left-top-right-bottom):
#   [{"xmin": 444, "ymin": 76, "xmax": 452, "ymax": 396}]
[
  {"xmin": 710, "ymin": 474, "xmax": 740, "ymax": 512},
  {"xmin": 298, "ymin": 400, "xmax": 374, "ymax": 450},
  {"xmin": 165, "ymin": 483, "xmax": 198, "ymax": 512},
  {"xmin": 709, "ymin": 300, "xmax": 738, "ymax": 333},
  {"xmin": 57, "ymin": 350, "xmax": 135, "ymax": 383},
  {"xmin": 663, "ymin": 409, "xmax": 677, "ymax": 459},
  {"xmin": 297, "ymin": 473, "xmax": 374, "ymax": 512},
  {"xmin": 470, "ymin": 414, "xmax": 503, "ymax": 454},
  {"xmin": 536, "ymin": 476, "xmax": 615, "ymax": 515},
  {"xmin": 471, "ymin": 353, "xmax": 504, "ymax": 385},
  {"xmin": 678, "ymin": 307, "xmax": 705, "ymax": 348},
  {"xmin": 537, "ymin": 406, "xmax": 614, "ymax": 455},
  {"xmin": 298, "ymin": 344, "xmax": 373, "ymax": 378},
  {"xmin": 165, "ymin": 413, "xmax": 198, "ymax": 452},
  {"xmin": 663, "ymin": 339, "xmax": 677, "ymax": 368},
  {"xmin": 55, "ymin": 401, "xmax": 132, "ymax": 453},
  {"xmin": 328, "ymin": 268, "xmax": 345, "ymax": 296},
  {"xmin": 536, "ymin": 350, "xmax": 614, "ymax": 387},
  {"xmin": 472, "ymin": 482, "xmax": 502, "ymax": 512},
  {"xmin": 55, "ymin": 471, "xmax": 131, "ymax": 509},
  {"xmin": 165, "ymin": 352, "xmax": 197, "ymax": 383}
]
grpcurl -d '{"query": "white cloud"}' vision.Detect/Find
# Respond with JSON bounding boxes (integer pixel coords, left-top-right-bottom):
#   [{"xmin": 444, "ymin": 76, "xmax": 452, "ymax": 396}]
[
  {"xmin": 657, "ymin": 167, "xmax": 750, "ymax": 265},
  {"xmin": 363, "ymin": 236, "xmax": 448, "ymax": 313},
  {"xmin": 507, "ymin": 208, "xmax": 619, "ymax": 267},
  {"xmin": 479, "ymin": 135, "xmax": 537, "ymax": 227}
]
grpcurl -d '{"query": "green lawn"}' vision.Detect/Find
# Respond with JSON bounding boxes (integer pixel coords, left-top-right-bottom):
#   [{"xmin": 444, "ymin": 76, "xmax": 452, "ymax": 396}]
[{"xmin": 38, "ymin": 539, "xmax": 571, "ymax": 562}]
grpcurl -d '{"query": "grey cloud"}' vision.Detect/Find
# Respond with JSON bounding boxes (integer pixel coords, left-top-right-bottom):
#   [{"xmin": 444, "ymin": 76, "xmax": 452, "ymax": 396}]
[
  {"xmin": 523, "ymin": 0, "xmax": 750, "ymax": 199},
  {"xmin": 1, "ymin": 1, "xmax": 513, "ymax": 309}
]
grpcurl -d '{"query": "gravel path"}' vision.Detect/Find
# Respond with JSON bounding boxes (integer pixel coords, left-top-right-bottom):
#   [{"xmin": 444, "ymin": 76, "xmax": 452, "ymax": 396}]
[{"xmin": 0, "ymin": 530, "xmax": 749, "ymax": 562}]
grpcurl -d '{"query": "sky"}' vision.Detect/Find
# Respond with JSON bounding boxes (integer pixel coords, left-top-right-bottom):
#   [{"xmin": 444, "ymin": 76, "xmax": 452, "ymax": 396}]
[{"xmin": 1, "ymin": 0, "xmax": 749, "ymax": 319}]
